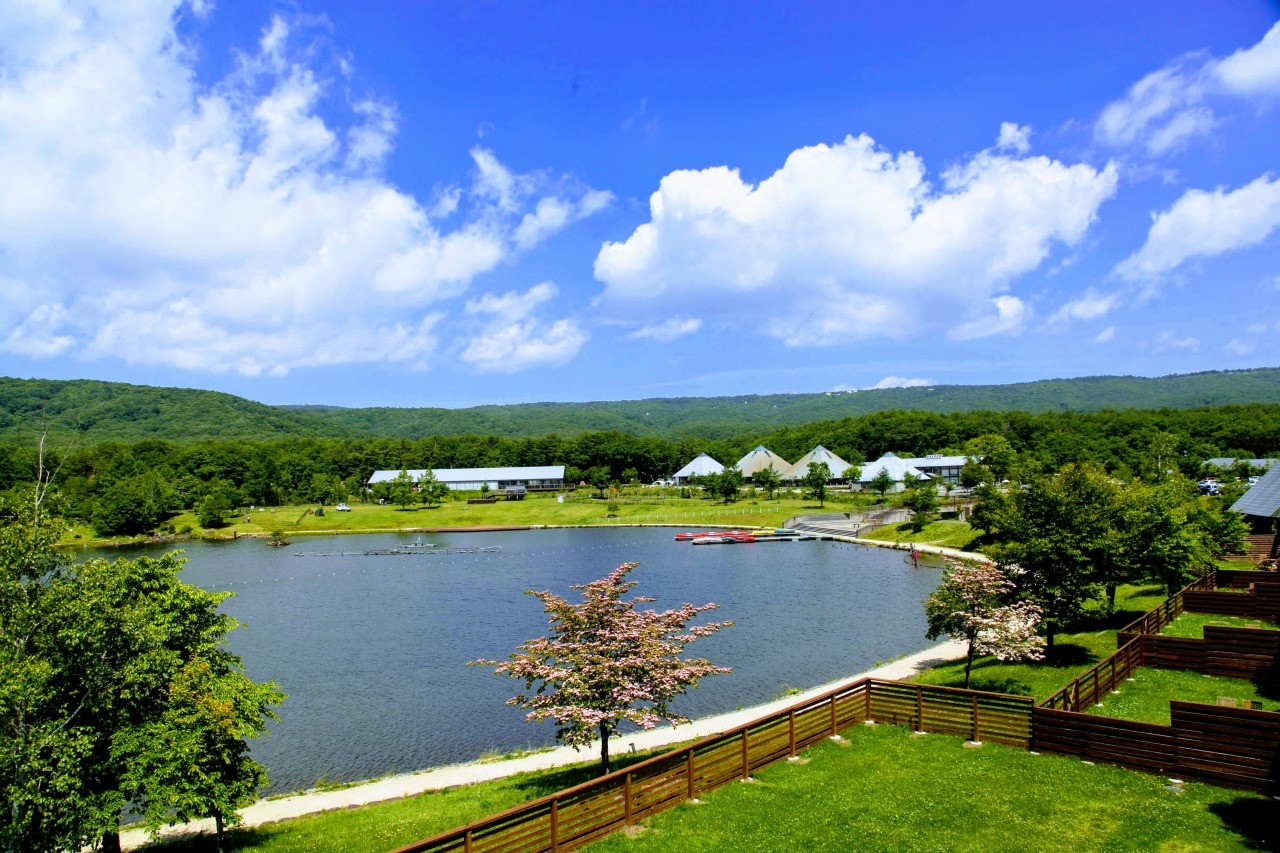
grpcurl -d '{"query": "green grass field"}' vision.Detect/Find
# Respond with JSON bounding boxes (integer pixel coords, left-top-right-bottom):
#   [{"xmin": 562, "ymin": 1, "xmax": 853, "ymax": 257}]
[
  {"xmin": 1085, "ymin": 667, "xmax": 1279, "ymax": 725},
  {"xmin": 585, "ymin": 724, "xmax": 1277, "ymax": 852},
  {"xmin": 61, "ymin": 493, "xmax": 844, "ymax": 548},
  {"xmin": 910, "ymin": 584, "xmax": 1169, "ymax": 699},
  {"xmin": 1159, "ymin": 611, "xmax": 1279, "ymax": 638},
  {"xmin": 859, "ymin": 519, "xmax": 985, "ymax": 551}
]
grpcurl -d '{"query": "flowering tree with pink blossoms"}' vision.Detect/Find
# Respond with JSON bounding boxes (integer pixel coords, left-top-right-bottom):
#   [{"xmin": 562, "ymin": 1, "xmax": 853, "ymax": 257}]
[
  {"xmin": 473, "ymin": 562, "xmax": 733, "ymax": 774},
  {"xmin": 924, "ymin": 559, "xmax": 1045, "ymax": 689}
]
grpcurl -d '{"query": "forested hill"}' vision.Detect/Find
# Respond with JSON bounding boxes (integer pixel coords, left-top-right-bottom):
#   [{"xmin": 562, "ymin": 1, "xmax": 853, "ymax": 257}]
[
  {"xmin": 3, "ymin": 368, "xmax": 1280, "ymax": 443},
  {"xmin": 0, "ymin": 378, "xmax": 349, "ymax": 443}
]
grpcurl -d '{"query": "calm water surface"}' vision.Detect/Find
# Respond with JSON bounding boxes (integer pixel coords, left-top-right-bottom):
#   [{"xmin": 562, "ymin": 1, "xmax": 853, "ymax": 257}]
[{"xmin": 87, "ymin": 528, "xmax": 941, "ymax": 793}]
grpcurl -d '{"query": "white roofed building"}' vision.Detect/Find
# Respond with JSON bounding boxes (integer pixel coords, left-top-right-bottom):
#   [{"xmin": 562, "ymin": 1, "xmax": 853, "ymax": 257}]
[
  {"xmin": 367, "ymin": 465, "xmax": 564, "ymax": 491},
  {"xmin": 673, "ymin": 453, "xmax": 725, "ymax": 484},
  {"xmin": 902, "ymin": 454, "xmax": 969, "ymax": 485},
  {"xmin": 779, "ymin": 446, "xmax": 853, "ymax": 482},
  {"xmin": 735, "ymin": 446, "xmax": 791, "ymax": 479},
  {"xmin": 856, "ymin": 453, "xmax": 930, "ymax": 493}
]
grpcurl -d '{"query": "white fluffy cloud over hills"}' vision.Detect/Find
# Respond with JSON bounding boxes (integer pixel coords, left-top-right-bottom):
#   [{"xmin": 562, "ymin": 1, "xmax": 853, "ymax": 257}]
[
  {"xmin": 0, "ymin": 1, "xmax": 605, "ymax": 376},
  {"xmin": 594, "ymin": 133, "xmax": 1118, "ymax": 345}
]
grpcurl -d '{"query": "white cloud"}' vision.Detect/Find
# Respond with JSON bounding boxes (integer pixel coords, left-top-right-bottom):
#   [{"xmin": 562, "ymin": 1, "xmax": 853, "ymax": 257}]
[
  {"xmin": 996, "ymin": 122, "xmax": 1032, "ymax": 154},
  {"xmin": 867, "ymin": 376, "xmax": 934, "ymax": 390},
  {"xmin": 1096, "ymin": 22, "xmax": 1280, "ymax": 155},
  {"xmin": 627, "ymin": 318, "xmax": 702, "ymax": 342},
  {"xmin": 1095, "ymin": 325, "xmax": 1116, "ymax": 343},
  {"xmin": 949, "ymin": 295, "xmax": 1029, "ymax": 340},
  {"xmin": 1114, "ymin": 174, "xmax": 1280, "ymax": 281},
  {"xmin": 1154, "ymin": 331, "xmax": 1200, "ymax": 353},
  {"xmin": 1048, "ymin": 288, "xmax": 1120, "ymax": 324},
  {"xmin": 594, "ymin": 132, "xmax": 1116, "ymax": 346},
  {"xmin": 1225, "ymin": 337, "xmax": 1256, "ymax": 356},
  {"xmin": 0, "ymin": 2, "xmax": 607, "ymax": 375},
  {"xmin": 460, "ymin": 282, "xmax": 589, "ymax": 372}
]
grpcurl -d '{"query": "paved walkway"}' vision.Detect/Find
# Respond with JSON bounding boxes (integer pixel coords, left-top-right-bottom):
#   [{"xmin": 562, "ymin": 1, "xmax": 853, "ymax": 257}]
[{"xmin": 120, "ymin": 637, "xmax": 968, "ymax": 849}]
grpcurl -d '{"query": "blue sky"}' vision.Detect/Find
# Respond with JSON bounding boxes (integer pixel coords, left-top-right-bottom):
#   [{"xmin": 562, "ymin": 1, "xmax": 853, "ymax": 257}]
[{"xmin": 1, "ymin": 1, "xmax": 1278, "ymax": 407}]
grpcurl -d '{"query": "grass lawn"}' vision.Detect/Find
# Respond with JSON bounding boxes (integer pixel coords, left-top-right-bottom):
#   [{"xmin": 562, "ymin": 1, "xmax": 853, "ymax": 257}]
[
  {"xmin": 910, "ymin": 584, "xmax": 1169, "ymax": 699},
  {"xmin": 860, "ymin": 519, "xmax": 985, "ymax": 552},
  {"xmin": 1160, "ymin": 611, "xmax": 1279, "ymax": 638},
  {"xmin": 152, "ymin": 746, "xmax": 685, "ymax": 852},
  {"xmin": 61, "ymin": 494, "xmax": 838, "ymax": 549},
  {"xmin": 586, "ymin": 724, "xmax": 1278, "ymax": 852},
  {"xmin": 1086, "ymin": 667, "xmax": 1279, "ymax": 725}
]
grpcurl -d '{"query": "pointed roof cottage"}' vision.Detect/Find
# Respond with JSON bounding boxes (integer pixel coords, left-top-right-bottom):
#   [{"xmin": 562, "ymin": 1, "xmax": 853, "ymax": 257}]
[
  {"xmin": 735, "ymin": 446, "xmax": 791, "ymax": 478},
  {"xmin": 857, "ymin": 452, "xmax": 930, "ymax": 485},
  {"xmin": 779, "ymin": 445, "xmax": 852, "ymax": 481},
  {"xmin": 673, "ymin": 453, "xmax": 725, "ymax": 483}
]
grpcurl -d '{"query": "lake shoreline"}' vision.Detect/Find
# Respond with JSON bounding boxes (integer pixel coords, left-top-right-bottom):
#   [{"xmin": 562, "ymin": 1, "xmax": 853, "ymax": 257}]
[{"xmin": 119, "ymin": 636, "xmax": 969, "ymax": 850}]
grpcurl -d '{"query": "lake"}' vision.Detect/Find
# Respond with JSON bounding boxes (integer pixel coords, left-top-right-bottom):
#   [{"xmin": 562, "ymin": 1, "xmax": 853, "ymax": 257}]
[{"xmin": 85, "ymin": 527, "xmax": 942, "ymax": 793}]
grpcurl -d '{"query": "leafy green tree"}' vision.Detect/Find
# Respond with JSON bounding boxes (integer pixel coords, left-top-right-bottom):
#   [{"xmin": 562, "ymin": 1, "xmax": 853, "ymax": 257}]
[
  {"xmin": 714, "ymin": 466, "xmax": 745, "ymax": 503},
  {"xmin": 901, "ymin": 478, "xmax": 940, "ymax": 533},
  {"xmin": 197, "ymin": 492, "xmax": 232, "ymax": 529},
  {"xmin": 803, "ymin": 462, "xmax": 831, "ymax": 507},
  {"xmin": 869, "ymin": 468, "xmax": 895, "ymax": 499},
  {"xmin": 389, "ymin": 468, "xmax": 416, "ymax": 509},
  {"xmin": 587, "ymin": 466, "xmax": 611, "ymax": 498},
  {"xmin": 417, "ymin": 469, "xmax": 448, "ymax": 507},
  {"xmin": 473, "ymin": 563, "xmax": 732, "ymax": 774},
  {"xmin": 621, "ymin": 467, "xmax": 639, "ymax": 485},
  {"xmin": 92, "ymin": 474, "xmax": 166, "ymax": 536},
  {"xmin": 964, "ymin": 434, "xmax": 1017, "ymax": 483},
  {"xmin": 959, "ymin": 458, "xmax": 986, "ymax": 489},
  {"xmin": 995, "ymin": 464, "xmax": 1121, "ymax": 646},
  {"xmin": 1120, "ymin": 478, "xmax": 1213, "ymax": 595},
  {"xmin": 1, "ymin": 488, "xmax": 283, "ymax": 852},
  {"xmin": 754, "ymin": 466, "xmax": 781, "ymax": 499},
  {"xmin": 968, "ymin": 483, "xmax": 1009, "ymax": 536}
]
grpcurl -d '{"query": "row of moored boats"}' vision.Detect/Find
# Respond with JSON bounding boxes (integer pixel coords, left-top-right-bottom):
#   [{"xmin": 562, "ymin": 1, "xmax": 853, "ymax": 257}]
[{"xmin": 674, "ymin": 527, "xmax": 819, "ymax": 545}]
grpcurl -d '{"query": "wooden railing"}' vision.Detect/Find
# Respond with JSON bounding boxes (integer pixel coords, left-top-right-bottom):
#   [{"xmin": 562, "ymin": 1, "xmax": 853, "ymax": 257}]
[
  {"xmin": 1115, "ymin": 570, "xmax": 1216, "ymax": 641},
  {"xmin": 1038, "ymin": 638, "xmax": 1145, "ymax": 712},
  {"xmin": 388, "ymin": 679, "xmax": 1032, "ymax": 853}
]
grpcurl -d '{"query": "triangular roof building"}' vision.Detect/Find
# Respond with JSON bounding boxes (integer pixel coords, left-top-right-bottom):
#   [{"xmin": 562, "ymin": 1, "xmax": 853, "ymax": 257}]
[
  {"xmin": 779, "ymin": 445, "xmax": 852, "ymax": 481},
  {"xmin": 735, "ymin": 446, "xmax": 791, "ymax": 478},
  {"xmin": 673, "ymin": 453, "xmax": 724, "ymax": 483},
  {"xmin": 857, "ymin": 452, "xmax": 930, "ymax": 485}
]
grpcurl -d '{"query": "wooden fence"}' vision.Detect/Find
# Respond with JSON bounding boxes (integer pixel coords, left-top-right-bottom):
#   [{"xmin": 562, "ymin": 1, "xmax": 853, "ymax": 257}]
[
  {"xmin": 388, "ymin": 679, "xmax": 1032, "ymax": 853},
  {"xmin": 1039, "ymin": 639, "xmax": 1144, "ymax": 712},
  {"xmin": 1116, "ymin": 572, "xmax": 1216, "ymax": 640},
  {"xmin": 1032, "ymin": 702, "xmax": 1280, "ymax": 795}
]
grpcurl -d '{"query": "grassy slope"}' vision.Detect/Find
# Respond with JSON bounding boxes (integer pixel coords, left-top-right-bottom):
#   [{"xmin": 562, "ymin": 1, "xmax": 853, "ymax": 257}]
[
  {"xmin": 1087, "ymin": 668, "xmax": 1279, "ymax": 725},
  {"xmin": 587, "ymin": 725, "xmax": 1276, "ymax": 852},
  {"xmin": 859, "ymin": 519, "xmax": 985, "ymax": 551}
]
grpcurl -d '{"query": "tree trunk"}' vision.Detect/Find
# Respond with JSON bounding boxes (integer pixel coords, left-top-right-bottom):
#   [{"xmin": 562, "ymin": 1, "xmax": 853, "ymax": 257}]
[
  {"xmin": 101, "ymin": 830, "xmax": 122, "ymax": 853},
  {"xmin": 215, "ymin": 812, "xmax": 225, "ymax": 853},
  {"xmin": 963, "ymin": 639, "xmax": 976, "ymax": 690},
  {"xmin": 599, "ymin": 722, "xmax": 611, "ymax": 775},
  {"xmin": 1105, "ymin": 584, "xmax": 1117, "ymax": 614}
]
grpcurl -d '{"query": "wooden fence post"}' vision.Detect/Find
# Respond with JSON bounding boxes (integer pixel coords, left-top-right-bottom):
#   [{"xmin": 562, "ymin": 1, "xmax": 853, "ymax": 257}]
[
  {"xmin": 830, "ymin": 693, "xmax": 838, "ymax": 736},
  {"xmin": 741, "ymin": 729, "xmax": 750, "ymax": 780},
  {"xmin": 972, "ymin": 695, "xmax": 980, "ymax": 742},
  {"xmin": 550, "ymin": 798, "xmax": 559, "ymax": 852},
  {"xmin": 624, "ymin": 772, "xmax": 633, "ymax": 824},
  {"xmin": 687, "ymin": 748, "xmax": 695, "ymax": 801},
  {"xmin": 789, "ymin": 709, "xmax": 796, "ymax": 758},
  {"xmin": 916, "ymin": 685, "xmax": 924, "ymax": 731},
  {"xmin": 464, "ymin": 829, "xmax": 473, "ymax": 853}
]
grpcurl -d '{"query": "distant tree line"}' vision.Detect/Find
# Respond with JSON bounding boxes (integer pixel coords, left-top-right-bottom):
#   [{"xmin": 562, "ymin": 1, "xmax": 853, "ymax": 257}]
[{"xmin": 0, "ymin": 403, "xmax": 1275, "ymax": 536}]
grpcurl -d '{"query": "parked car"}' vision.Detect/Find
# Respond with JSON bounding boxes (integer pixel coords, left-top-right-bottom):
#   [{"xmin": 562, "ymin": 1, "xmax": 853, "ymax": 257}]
[{"xmin": 1197, "ymin": 480, "xmax": 1220, "ymax": 496}]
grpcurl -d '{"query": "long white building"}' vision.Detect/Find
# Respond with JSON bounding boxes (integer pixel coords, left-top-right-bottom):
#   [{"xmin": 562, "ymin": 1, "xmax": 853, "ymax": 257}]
[{"xmin": 367, "ymin": 466, "xmax": 565, "ymax": 491}]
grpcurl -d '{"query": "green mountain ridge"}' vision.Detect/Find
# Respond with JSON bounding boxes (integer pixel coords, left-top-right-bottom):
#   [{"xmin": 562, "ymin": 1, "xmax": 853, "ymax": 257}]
[{"xmin": 3, "ymin": 368, "xmax": 1279, "ymax": 444}]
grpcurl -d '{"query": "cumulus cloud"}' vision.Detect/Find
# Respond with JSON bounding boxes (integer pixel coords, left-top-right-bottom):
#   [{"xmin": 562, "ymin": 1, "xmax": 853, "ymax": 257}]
[
  {"xmin": 867, "ymin": 376, "xmax": 934, "ymax": 390},
  {"xmin": 460, "ymin": 282, "xmax": 589, "ymax": 373},
  {"xmin": 1048, "ymin": 288, "xmax": 1120, "ymax": 324},
  {"xmin": 1153, "ymin": 331, "xmax": 1200, "ymax": 353},
  {"xmin": 594, "ymin": 131, "xmax": 1116, "ymax": 346},
  {"xmin": 996, "ymin": 122, "xmax": 1032, "ymax": 154},
  {"xmin": 627, "ymin": 318, "xmax": 702, "ymax": 342},
  {"xmin": 0, "ymin": 2, "xmax": 607, "ymax": 375},
  {"xmin": 1225, "ymin": 338, "xmax": 1256, "ymax": 356},
  {"xmin": 1114, "ymin": 174, "xmax": 1280, "ymax": 281},
  {"xmin": 1095, "ymin": 326, "xmax": 1116, "ymax": 343},
  {"xmin": 1096, "ymin": 21, "xmax": 1280, "ymax": 155}
]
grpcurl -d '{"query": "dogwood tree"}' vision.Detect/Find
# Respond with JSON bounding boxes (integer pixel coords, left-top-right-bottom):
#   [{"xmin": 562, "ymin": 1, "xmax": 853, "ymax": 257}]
[
  {"xmin": 924, "ymin": 559, "xmax": 1045, "ymax": 689},
  {"xmin": 474, "ymin": 562, "xmax": 733, "ymax": 774}
]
